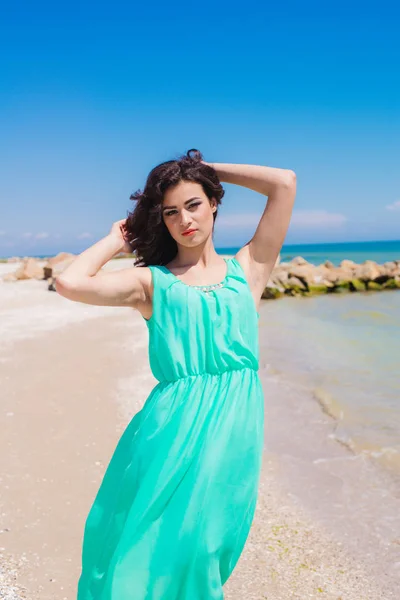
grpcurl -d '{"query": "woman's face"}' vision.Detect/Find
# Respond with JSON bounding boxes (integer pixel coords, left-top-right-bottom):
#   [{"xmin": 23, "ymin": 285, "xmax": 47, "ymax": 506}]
[{"xmin": 162, "ymin": 181, "xmax": 216, "ymax": 246}]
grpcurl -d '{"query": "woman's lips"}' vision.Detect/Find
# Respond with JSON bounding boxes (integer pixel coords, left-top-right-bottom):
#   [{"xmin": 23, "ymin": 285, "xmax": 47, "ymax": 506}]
[{"xmin": 182, "ymin": 229, "xmax": 197, "ymax": 236}]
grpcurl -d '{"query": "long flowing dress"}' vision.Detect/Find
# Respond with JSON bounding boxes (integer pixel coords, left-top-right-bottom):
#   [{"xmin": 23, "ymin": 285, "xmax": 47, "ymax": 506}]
[{"xmin": 77, "ymin": 256, "xmax": 264, "ymax": 599}]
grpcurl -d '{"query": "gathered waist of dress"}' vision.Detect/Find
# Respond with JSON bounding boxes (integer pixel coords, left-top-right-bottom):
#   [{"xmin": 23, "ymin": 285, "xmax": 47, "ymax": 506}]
[{"xmin": 159, "ymin": 365, "xmax": 259, "ymax": 384}]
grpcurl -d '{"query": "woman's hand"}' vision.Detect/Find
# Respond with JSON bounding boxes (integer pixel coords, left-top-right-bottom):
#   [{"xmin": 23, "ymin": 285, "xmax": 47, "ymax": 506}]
[{"xmin": 109, "ymin": 219, "xmax": 133, "ymax": 254}]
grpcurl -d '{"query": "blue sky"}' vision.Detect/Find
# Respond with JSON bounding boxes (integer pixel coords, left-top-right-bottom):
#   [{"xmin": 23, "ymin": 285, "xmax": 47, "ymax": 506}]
[{"xmin": 1, "ymin": 0, "xmax": 399, "ymax": 257}]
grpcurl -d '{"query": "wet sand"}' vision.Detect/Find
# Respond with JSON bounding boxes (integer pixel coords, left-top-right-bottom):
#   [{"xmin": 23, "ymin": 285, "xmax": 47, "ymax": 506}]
[{"xmin": 0, "ymin": 260, "xmax": 398, "ymax": 599}]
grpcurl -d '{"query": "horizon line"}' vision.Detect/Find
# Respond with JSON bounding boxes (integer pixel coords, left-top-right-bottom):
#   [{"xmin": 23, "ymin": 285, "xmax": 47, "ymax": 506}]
[{"xmin": 1, "ymin": 238, "xmax": 400, "ymax": 260}]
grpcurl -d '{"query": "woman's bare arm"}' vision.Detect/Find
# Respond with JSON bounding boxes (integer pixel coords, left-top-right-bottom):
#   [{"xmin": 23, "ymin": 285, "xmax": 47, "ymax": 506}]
[
  {"xmin": 56, "ymin": 266, "xmax": 149, "ymax": 308},
  {"xmin": 55, "ymin": 221, "xmax": 150, "ymax": 309},
  {"xmin": 204, "ymin": 161, "xmax": 297, "ymax": 305}
]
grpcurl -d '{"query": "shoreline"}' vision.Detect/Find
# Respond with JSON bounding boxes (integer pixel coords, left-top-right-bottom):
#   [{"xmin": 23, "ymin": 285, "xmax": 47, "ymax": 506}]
[
  {"xmin": 257, "ymin": 289, "xmax": 400, "ymax": 485},
  {"xmin": 257, "ymin": 364, "xmax": 400, "ymax": 591},
  {"xmin": 0, "ymin": 261, "xmax": 398, "ymax": 598}
]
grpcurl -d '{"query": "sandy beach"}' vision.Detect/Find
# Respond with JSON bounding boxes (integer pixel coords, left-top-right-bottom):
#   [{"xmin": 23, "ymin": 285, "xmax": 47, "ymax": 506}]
[{"xmin": 1, "ymin": 258, "xmax": 399, "ymax": 599}]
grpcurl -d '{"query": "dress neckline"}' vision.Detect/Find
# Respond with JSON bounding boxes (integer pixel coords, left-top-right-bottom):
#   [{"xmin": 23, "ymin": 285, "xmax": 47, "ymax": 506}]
[{"xmin": 160, "ymin": 258, "xmax": 231, "ymax": 290}]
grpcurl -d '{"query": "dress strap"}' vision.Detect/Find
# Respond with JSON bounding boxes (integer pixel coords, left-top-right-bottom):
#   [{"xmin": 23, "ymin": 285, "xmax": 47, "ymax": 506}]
[
  {"xmin": 227, "ymin": 257, "xmax": 260, "ymax": 318},
  {"xmin": 143, "ymin": 265, "xmax": 171, "ymax": 326},
  {"xmin": 228, "ymin": 256, "xmax": 250, "ymax": 284}
]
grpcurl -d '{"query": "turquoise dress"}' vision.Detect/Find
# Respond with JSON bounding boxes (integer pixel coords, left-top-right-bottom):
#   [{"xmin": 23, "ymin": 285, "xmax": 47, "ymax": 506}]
[{"xmin": 77, "ymin": 257, "xmax": 264, "ymax": 599}]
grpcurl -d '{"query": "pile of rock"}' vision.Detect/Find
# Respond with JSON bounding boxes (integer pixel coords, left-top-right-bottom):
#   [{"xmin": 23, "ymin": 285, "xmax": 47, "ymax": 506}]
[
  {"xmin": 2, "ymin": 253, "xmax": 400, "ymax": 300},
  {"xmin": 263, "ymin": 257, "xmax": 400, "ymax": 299},
  {"xmin": 1, "ymin": 251, "xmax": 134, "ymax": 290},
  {"xmin": 1, "ymin": 252, "xmax": 76, "ymax": 290}
]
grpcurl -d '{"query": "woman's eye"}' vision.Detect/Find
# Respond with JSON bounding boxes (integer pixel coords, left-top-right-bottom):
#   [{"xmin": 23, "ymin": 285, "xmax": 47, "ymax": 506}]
[{"xmin": 165, "ymin": 202, "xmax": 200, "ymax": 217}]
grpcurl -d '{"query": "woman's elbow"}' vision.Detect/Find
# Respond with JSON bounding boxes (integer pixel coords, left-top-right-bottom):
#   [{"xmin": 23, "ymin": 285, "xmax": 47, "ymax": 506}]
[
  {"xmin": 284, "ymin": 170, "xmax": 296, "ymax": 187},
  {"xmin": 55, "ymin": 276, "xmax": 80, "ymax": 300}
]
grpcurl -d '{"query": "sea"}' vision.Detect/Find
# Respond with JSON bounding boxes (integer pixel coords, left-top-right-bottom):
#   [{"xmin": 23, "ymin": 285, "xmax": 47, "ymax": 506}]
[{"xmin": 220, "ymin": 240, "xmax": 400, "ymax": 484}]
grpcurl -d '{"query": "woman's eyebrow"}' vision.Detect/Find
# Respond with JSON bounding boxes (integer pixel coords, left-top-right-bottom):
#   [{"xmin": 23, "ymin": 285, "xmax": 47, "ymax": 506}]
[{"xmin": 162, "ymin": 197, "xmax": 201, "ymax": 212}]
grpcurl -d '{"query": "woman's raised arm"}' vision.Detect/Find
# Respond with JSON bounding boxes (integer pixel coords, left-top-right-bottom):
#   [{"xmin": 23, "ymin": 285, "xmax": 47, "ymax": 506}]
[
  {"xmin": 203, "ymin": 160, "xmax": 296, "ymax": 302},
  {"xmin": 55, "ymin": 220, "xmax": 149, "ymax": 309}
]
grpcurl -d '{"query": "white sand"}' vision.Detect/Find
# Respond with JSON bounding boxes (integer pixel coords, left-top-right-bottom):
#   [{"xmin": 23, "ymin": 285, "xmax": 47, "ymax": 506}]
[{"xmin": 0, "ymin": 259, "xmax": 136, "ymax": 345}]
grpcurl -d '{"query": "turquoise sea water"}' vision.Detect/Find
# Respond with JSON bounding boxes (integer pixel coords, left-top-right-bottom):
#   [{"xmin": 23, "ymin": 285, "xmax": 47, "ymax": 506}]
[
  {"xmin": 219, "ymin": 239, "xmax": 400, "ymax": 266},
  {"xmin": 16, "ymin": 238, "xmax": 400, "ymax": 266},
  {"xmin": 258, "ymin": 292, "xmax": 400, "ymax": 480}
]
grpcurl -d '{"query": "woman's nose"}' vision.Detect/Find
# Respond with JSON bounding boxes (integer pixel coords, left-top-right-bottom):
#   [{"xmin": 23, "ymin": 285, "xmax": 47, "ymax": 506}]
[{"xmin": 180, "ymin": 213, "xmax": 192, "ymax": 226}]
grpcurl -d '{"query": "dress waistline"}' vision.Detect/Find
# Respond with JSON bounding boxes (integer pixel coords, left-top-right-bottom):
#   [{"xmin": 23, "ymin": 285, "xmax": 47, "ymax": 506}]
[{"xmin": 161, "ymin": 365, "xmax": 259, "ymax": 384}]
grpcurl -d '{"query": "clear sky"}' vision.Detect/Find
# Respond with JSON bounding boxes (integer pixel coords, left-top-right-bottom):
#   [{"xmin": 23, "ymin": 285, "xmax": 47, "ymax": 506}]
[{"xmin": 1, "ymin": 0, "xmax": 399, "ymax": 257}]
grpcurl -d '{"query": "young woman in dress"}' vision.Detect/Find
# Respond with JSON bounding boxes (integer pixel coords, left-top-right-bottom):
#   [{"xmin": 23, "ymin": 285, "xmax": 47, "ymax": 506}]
[{"xmin": 56, "ymin": 149, "xmax": 296, "ymax": 599}]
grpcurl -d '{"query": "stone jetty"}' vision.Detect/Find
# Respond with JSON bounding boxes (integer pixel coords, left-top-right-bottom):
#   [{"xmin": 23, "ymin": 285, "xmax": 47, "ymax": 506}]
[
  {"xmin": 1, "ymin": 253, "xmax": 400, "ymax": 299},
  {"xmin": 263, "ymin": 257, "xmax": 400, "ymax": 299}
]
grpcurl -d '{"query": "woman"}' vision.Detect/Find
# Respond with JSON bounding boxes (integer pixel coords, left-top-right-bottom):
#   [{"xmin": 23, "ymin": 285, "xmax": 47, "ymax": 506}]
[{"xmin": 56, "ymin": 149, "xmax": 296, "ymax": 599}]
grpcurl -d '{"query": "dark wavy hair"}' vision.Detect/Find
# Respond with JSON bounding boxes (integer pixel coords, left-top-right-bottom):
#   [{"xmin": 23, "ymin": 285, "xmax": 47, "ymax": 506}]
[{"xmin": 126, "ymin": 149, "xmax": 225, "ymax": 267}]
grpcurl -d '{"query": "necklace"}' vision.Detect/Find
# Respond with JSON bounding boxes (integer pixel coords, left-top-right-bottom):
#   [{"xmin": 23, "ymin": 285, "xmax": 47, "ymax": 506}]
[{"xmin": 191, "ymin": 281, "xmax": 225, "ymax": 294}]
